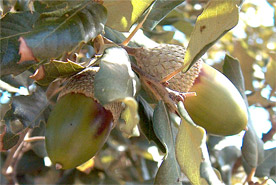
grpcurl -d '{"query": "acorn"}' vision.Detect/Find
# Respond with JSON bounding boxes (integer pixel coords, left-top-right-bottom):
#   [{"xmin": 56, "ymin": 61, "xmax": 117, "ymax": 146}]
[
  {"xmin": 129, "ymin": 44, "xmax": 248, "ymax": 136},
  {"xmin": 45, "ymin": 67, "xmax": 122, "ymax": 169}
]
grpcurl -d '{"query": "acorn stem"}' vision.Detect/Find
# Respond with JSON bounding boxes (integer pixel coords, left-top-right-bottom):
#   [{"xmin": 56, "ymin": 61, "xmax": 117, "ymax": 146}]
[
  {"xmin": 131, "ymin": 63, "xmax": 179, "ymax": 113},
  {"xmin": 183, "ymin": 92, "xmax": 197, "ymax": 97},
  {"xmin": 24, "ymin": 136, "xmax": 45, "ymax": 142},
  {"xmin": 160, "ymin": 62, "xmax": 190, "ymax": 83},
  {"xmin": 121, "ymin": 5, "xmax": 153, "ymax": 46}
]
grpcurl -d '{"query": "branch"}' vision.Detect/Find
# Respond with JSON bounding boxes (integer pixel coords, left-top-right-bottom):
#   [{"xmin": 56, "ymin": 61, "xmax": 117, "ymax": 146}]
[
  {"xmin": 232, "ymin": 156, "xmax": 242, "ymax": 174},
  {"xmin": 160, "ymin": 63, "xmax": 189, "ymax": 84},
  {"xmin": 2, "ymin": 128, "xmax": 30, "ymax": 185},
  {"xmin": 262, "ymin": 113, "xmax": 276, "ymax": 143},
  {"xmin": 24, "ymin": 136, "xmax": 45, "ymax": 142},
  {"xmin": 131, "ymin": 63, "xmax": 178, "ymax": 113},
  {"xmin": 243, "ymin": 168, "xmax": 256, "ymax": 185}
]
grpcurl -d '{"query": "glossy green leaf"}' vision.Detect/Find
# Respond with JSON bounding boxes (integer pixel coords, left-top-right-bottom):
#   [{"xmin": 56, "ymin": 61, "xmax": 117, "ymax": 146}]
[
  {"xmin": 175, "ymin": 103, "xmax": 206, "ymax": 185},
  {"xmin": 176, "ymin": 102, "xmax": 222, "ymax": 185},
  {"xmin": 4, "ymin": 87, "xmax": 49, "ymax": 128},
  {"xmin": 172, "ymin": 17, "xmax": 194, "ymax": 37},
  {"xmin": 0, "ymin": 11, "xmax": 39, "ymax": 76},
  {"xmin": 232, "ymin": 41, "xmax": 255, "ymax": 91},
  {"xmin": 255, "ymin": 148, "xmax": 276, "ymax": 177},
  {"xmin": 160, "ymin": 9, "xmax": 194, "ymax": 37},
  {"xmin": 153, "ymin": 101, "xmax": 181, "ymax": 185},
  {"xmin": 36, "ymin": 60, "xmax": 84, "ymax": 86},
  {"xmin": 23, "ymin": 2, "xmax": 107, "ymax": 61},
  {"xmin": 222, "ymin": 53, "xmax": 257, "ymax": 165},
  {"xmin": 1, "ymin": 126, "xmax": 20, "ymax": 151},
  {"xmin": 213, "ymin": 146, "xmax": 241, "ymax": 185},
  {"xmin": 103, "ymin": 27, "xmax": 138, "ymax": 47},
  {"xmin": 2, "ymin": 87, "xmax": 49, "ymax": 150},
  {"xmin": 182, "ymin": 0, "xmax": 240, "ymax": 72},
  {"xmin": 103, "ymin": 0, "xmax": 154, "ymax": 31},
  {"xmin": 34, "ymin": 0, "xmax": 85, "ymax": 13},
  {"xmin": 243, "ymin": 148, "xmax": 276, "ymax": 178},
  {"xmin": 222, "ymin": 54, "xmax": 265, "ymax": 169},
  {"xmin": 242, "ymin": 125, "xmax": 265, "ymax": 168},
  {"xmin": 137, "ymin": 95, "xmax": 166, "ymax": 153},
  {"xmin": 104, "ymin": 27, "xmax": 129, "ymax": 45},
  {"xmin": 223, "ymin": 54, "xmax": 246, "ymax": 99},
  {"xmin": 35, "ymin": 0, "xmax": 78, "ymax": 7},
  {"xmin": 16, "ymin": 150, "xmax": 45, "ymax": 175},
  {"xmin": 142, "ymin": 0, "xmax": 185, "ymax": 31},
  {"xmin": 95, "ymin": 47, "xmax": 136, "ymax": 105}
]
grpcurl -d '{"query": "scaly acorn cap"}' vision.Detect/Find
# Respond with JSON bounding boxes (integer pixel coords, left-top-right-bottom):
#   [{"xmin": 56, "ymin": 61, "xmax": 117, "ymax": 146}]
[
  {"xmin": 58, "ymin": 67, "xmax": 123, "ymax": 125},
  {"xmin": 132, "ymin": 44, "xmax": 203, "ymax": 93}
]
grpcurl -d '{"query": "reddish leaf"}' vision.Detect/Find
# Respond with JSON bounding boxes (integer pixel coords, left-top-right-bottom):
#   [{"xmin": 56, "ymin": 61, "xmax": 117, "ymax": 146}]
[{"xmin": 18, "ymin": 37, "xmax": 36, "ymax": 64}]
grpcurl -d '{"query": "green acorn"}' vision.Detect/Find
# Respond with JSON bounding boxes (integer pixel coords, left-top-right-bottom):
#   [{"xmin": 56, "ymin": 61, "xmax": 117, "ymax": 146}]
[
  {"xmin": 184, "ymin": 62, "xmax": 248, "ymax": 135},
  {"xmin": 130, "ymin": 44, "xmax": 248, "ymax": 136},
  {"xmin": 45, "ymin": 68, "xmax": 122, "ymax": 169}
]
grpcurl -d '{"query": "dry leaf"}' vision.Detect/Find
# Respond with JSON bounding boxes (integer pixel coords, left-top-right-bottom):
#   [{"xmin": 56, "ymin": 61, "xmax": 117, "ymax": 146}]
[
  {"xmin": 29, "ymin": 66, "xmax": 45, "ymax": 81},
  {"xmin": 0, "ymin": 125, "xmax": 7, "ymax": 152},
  {"xmin": 18, "ymin": 37, "xmax": 36, "ymax": 63}
]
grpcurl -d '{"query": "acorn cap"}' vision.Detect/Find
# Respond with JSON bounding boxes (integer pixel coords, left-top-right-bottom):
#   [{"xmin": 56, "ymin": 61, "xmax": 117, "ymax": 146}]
[
  {"xmin": 58, "ymin": 67, "xmax": 123, "ymax": 125},
  {"xmin": 133, "ymin": 44, "xmax": 203, "ymax": 92}
]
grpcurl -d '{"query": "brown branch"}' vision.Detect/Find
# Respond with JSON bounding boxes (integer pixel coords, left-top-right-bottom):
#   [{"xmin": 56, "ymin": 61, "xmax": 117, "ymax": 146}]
[
  {"xmin": 24, "ymin": 136, "xmax": 45, "ymax": 142},
  {"xmin": 131, "ymin": 63, "xmax": 178, "ymax": 113},
  {"xmin": 2, "ymin": 128, "xmax": 30, "ymax": 185},
  {"xmin": 243, "ymin": 168, "xmax": 256, "ymax": 185},
  {"xmin": 262, "ymin": 114, "xmax": 276, "ymax": 142},
  {"xmin": 160, "ymin": 62, "xmax": 190, "ymax": 83},
  {"xmin": 232, "ymin": 156, "xmax": 242, "ymax": 174}
]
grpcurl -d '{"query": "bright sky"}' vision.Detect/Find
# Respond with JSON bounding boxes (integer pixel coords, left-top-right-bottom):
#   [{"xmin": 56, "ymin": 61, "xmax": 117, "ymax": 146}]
[
  {"xmin": 233, "ymin": 0, "xmax": 275, "ymax": 38},
  {"xmin": 244, "ymin": 0, "xmax": 275, "ymax": 27}
]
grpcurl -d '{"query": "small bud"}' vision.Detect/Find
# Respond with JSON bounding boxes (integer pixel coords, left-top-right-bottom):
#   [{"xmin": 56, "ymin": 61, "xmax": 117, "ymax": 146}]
[{"xmin": 55, "ymin": 163, "xmax": 63, "ymax": 170}]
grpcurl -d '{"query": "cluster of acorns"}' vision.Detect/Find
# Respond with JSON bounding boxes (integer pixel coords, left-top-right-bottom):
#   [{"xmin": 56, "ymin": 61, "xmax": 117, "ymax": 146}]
[{"xmin": 45, "ymin": 44, "xmax": 248, "ymax": 169}]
